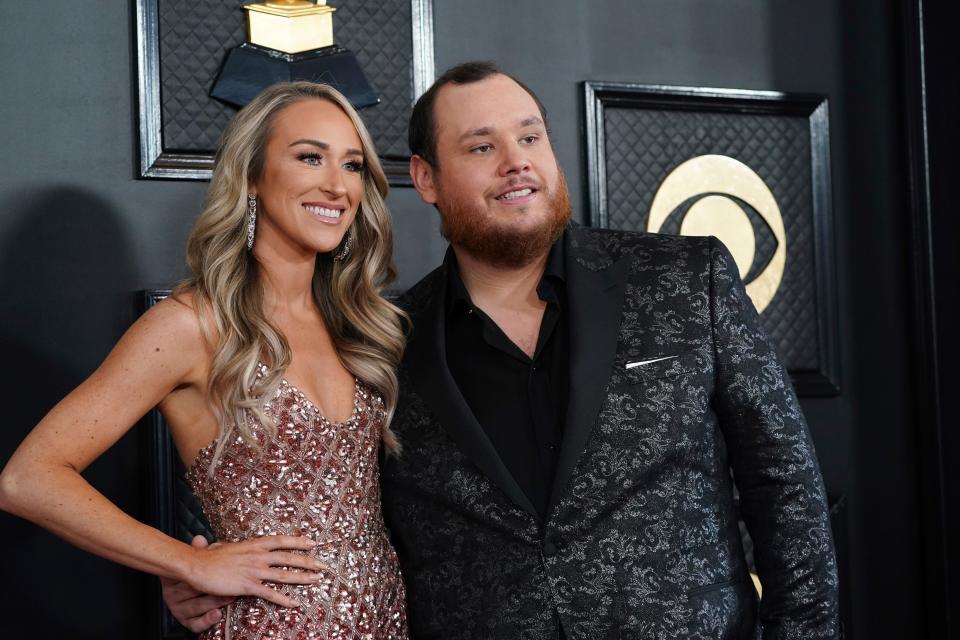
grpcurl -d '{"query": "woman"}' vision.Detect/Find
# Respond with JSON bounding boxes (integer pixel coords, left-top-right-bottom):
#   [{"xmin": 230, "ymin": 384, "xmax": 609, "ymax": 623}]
[{"xmin": 0, "ymin": 82, "xmax": 409, "ymax": 639}]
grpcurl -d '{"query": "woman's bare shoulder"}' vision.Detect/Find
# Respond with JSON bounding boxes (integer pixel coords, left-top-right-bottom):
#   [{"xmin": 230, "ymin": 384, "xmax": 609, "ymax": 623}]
[
  {"xmin": 141, "ymin": 292, "xmax": 201, "ymax": 338},
  {"xmin": 121, "ymin": 290, "xmax": 213, "ymax": 373}
]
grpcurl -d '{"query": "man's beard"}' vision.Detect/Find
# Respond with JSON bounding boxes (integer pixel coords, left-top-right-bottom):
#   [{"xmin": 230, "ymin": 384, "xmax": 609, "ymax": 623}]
[{"xmin": 437, "ymin": 172, "xmax": 572, "ymax": 269}]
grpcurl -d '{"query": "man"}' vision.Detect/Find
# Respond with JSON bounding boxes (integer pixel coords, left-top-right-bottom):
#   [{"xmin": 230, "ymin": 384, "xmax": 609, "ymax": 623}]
[{"xmin": 165, "ymin": 62, "xmax": 840, "ymax": 639}]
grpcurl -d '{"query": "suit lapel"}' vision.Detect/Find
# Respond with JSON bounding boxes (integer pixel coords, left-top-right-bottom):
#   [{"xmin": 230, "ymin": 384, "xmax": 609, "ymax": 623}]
[
  {"xmin": 548, "ymin": 229, "xmax": 631, "ymax": 516},
  {"xmin": 404, "ymin": 266, "xmax": 540, "ymax": 519}
]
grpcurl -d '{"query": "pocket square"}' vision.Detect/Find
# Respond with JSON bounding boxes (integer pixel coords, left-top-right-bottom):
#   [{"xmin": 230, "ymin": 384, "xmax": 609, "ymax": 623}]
[{"xmin": 625, "ymin": 355, "xmax": 677, "ymax": 370}]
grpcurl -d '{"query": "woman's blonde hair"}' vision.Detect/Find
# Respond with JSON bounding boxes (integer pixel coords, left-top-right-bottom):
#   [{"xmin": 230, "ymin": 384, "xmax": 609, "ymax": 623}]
[{"xmin": 175, "ymin": 81, "xmax": 405, "ymax": 467}]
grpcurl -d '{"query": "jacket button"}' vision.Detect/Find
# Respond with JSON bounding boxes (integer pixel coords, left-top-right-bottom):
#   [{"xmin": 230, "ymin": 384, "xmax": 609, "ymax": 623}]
[{"xmin": 542, "ymin": 540, "xmax": 558, "ymax": 556}]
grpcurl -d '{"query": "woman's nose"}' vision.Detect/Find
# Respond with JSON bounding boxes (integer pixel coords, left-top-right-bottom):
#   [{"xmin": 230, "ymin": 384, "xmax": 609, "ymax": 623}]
[{"xmin": 319, "ymin": 166, "xmax": 348, "ymax": 197}]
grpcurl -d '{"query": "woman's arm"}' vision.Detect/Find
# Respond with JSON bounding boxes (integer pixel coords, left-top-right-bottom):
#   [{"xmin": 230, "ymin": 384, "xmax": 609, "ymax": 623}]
[{"xmin": 0, "ymin": 297, "xmax": 320, "ymax": 608}]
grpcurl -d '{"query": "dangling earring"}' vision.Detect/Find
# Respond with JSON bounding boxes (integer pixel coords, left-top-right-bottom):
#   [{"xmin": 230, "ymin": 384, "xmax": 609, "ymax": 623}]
[
  {"xmin": 246, "ymin": 194, "xmax": 257, "ymax": 250},
  {"xmin": 334, "ymin": 228, "xmax": 352, "ymax": 262}
]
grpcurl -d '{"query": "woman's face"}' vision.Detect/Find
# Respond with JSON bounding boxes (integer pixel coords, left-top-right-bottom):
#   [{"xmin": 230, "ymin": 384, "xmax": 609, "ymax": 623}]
[{"xmin": 250, "ymin": 98, "xmax": 365, "ymax": 259}]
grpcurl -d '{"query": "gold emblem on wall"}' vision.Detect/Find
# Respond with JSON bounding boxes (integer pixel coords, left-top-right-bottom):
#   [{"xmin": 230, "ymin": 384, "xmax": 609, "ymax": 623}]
[{"xmin": 647, "ymin": 154, "xmax": 786, "ymax": 313}]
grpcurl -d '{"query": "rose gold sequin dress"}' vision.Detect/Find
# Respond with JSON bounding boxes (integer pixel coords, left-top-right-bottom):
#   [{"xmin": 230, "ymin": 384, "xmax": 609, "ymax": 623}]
[{"xmin": 187, "ymin": 368, "xmax": 409, "ymax": 640}]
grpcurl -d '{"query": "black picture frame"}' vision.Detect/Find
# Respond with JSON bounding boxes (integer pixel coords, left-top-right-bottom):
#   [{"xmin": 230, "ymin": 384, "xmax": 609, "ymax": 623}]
[
  {"xmin": 139, "ymin": 289, "xmax": 212, "ymax": 638},
  {"xmin": 134, "ymin": 0, "xmax": 435, "ymax": 185},
  {"xmin": 582, "ymin": 82, "xmax": 839, "ymax": 396}
]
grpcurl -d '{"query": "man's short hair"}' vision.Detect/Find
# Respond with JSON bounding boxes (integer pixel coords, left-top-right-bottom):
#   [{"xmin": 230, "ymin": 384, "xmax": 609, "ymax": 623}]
[{"xmin": 408, "ymin": 61, "xmax": 549, "ymax": 167}]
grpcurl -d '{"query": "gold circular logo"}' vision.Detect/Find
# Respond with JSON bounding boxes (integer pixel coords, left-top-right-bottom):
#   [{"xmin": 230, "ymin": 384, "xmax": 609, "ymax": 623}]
[{"xmin": 646, "ymin": 154, "xmax": 786, "ymax": 313}]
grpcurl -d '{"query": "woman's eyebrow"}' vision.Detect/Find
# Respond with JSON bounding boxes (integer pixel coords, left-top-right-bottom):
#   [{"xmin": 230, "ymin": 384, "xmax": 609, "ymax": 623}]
[
  {"xmin": 289, "ymin": 138, "xmax": 329, "ymax": 149},
  {"xmin": 289, "ymin": 139, "xmax": 363, "ymax": 156}
]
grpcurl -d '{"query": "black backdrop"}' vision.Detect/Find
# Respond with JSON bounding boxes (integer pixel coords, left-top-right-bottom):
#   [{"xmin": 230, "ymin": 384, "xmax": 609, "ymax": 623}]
[{"xmin": 0, "ymin": 1, "xmax": 952, "ymax": 638}]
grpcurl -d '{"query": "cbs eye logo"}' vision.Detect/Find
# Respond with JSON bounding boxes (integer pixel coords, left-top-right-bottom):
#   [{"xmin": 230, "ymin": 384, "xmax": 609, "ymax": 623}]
[{"xmin": 647, "ymin": 154, "xmax": 786, "ymax": 314}]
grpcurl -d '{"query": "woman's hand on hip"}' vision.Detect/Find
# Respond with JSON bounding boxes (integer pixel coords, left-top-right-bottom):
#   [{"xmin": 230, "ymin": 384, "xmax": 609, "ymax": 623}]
[{"xmin": 185, "ymin": 534, "xmax": 323, "ymax": 609}]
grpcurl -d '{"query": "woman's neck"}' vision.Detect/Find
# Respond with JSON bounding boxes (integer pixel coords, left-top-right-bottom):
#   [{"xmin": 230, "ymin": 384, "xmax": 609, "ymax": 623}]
[{"xmin": 254, "ymin": 247, "xmax": 317, "ymax": 314}]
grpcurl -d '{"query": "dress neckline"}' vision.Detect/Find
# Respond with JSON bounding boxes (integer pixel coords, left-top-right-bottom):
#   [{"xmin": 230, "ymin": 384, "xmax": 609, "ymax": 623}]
[
  {"xmin": 187, "ymin": 365, "xmax": 363, "ymax": 475},
  {"xmin": 277, "ymin": 373, "xmax": 362, "ymax": 427}
]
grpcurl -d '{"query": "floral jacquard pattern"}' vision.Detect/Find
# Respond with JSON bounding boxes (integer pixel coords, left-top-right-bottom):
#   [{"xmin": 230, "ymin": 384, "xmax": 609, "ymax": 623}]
[{"xmin": 381, "ymin": 227, "xmax": 840, "ymax": 640}]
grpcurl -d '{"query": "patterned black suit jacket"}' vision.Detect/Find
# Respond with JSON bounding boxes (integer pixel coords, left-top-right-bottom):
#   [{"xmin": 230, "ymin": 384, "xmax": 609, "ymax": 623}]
[{"xmin": 381, "ymin": 226, "xmax": 840, "ymax": 639}]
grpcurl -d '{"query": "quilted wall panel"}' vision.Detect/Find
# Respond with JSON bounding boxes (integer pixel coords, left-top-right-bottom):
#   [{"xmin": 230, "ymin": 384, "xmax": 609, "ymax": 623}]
[{"xmin": 158, "ymin": 0, "xmax": 415, "ymax": 158}]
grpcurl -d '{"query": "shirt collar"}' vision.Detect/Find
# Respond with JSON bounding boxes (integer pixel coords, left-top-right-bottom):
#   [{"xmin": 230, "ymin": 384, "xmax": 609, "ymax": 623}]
[
  {"xmin": 445, "ymin": 247, "xmax": 473, "ymax": 316},
  {"xmin": 543, "ymin": 232, "xmax": 566, "ymax": 282},
  {"xmin": 444, "ymin": 236, "xmax": 566, "ymax": 316}
]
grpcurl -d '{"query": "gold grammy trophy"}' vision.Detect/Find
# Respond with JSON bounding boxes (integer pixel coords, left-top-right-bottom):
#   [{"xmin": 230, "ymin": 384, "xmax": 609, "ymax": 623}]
[{"xmin": 211, "ymin": 0, "xmax": 379, "ymax": 109}]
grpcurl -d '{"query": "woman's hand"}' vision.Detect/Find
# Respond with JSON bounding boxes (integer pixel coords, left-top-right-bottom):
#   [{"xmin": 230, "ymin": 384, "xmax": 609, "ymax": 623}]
[
  {"xmin": 161, "ymin": 536, "xmax": 232, "ymax": 633},
  {"xmin": 184, "ymin": 534, "xmax": 323, "ymax": 609}
]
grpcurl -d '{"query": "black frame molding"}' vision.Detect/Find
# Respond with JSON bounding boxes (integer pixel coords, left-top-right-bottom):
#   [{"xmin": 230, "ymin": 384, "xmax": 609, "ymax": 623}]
[
  {"xmin": 139, "ymin": 289, "xmax": 205, "ymax": 639},
  {"xmin": 582, "ymin": 81, "xmax": 840, "ymax": 396},
  {"xmin": 134, "ymin": 0, "xmax": 435, "ymax": 185},
  {"xmin": 898, "ymin": 0, "xmax": 953, "ymax": 636}
]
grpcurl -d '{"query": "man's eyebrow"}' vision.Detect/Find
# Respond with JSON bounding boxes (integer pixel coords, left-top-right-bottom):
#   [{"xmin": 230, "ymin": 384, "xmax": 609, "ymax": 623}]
[
  {"xmin": 288, "ymin": 139, "xmax": 363, "ymax": 156},
  {"xmin": 457, "ymin": 116, "xmax": 545, "ymax": 143},
  {"xmin": 458, "ymin": 126, "xmax": 493, "ymax": 142}
]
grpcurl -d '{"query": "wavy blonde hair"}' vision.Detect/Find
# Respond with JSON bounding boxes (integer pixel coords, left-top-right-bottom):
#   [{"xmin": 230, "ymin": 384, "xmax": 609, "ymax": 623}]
[{"xmin": 176, "ymin": 81, "xmax": 406, "ymax": 467}]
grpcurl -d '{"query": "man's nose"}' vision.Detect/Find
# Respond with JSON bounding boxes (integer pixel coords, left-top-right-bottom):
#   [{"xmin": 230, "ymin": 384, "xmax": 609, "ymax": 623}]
[{"xmin": 498, "ymin": 143, "xmax": 531, "ymax": 176}]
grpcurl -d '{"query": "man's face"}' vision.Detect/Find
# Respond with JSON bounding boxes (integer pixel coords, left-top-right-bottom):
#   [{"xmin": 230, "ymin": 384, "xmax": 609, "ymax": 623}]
[{"xmin": 411, "ymin": 74, "xmax": 571, "ymax": 268}]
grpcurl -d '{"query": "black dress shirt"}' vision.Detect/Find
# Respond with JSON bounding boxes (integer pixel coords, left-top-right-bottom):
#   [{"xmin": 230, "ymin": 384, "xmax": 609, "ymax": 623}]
[{"xmin": 444, "ymin": 243, "xmax": 568, "ymax": 519}]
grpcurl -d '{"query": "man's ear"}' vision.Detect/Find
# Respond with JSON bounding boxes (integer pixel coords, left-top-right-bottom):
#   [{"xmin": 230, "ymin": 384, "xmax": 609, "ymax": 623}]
[{"xmin": 409, "ymin": 155, "xmax": 438, "ymax": 205}]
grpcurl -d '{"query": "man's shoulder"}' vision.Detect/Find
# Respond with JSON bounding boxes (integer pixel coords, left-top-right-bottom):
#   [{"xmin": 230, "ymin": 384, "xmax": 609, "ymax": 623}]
[
  {"xmin": 568, "ymin": 225, "xmax": 713, "ymax": 266},
  {"xmin": 395, "ymin": 263, "xmax": 447, "ymax": 315}
]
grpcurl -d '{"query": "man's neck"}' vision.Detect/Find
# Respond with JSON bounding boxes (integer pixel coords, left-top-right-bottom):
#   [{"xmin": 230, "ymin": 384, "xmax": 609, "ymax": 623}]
[{"xmin": 452, "ymin": 244, "xmax": 548, "ymax": 313}]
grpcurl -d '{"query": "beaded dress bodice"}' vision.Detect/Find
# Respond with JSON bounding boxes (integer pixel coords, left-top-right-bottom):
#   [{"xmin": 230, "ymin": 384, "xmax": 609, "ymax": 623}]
[{"xmin": 187, "ymin": 368, "xmax": 408, "ymax": 640}]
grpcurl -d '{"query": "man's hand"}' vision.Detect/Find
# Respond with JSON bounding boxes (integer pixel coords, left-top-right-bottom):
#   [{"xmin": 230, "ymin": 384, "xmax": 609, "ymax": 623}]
[{"xmin": 161, "ymin": 535, "xmax": 233, "ymax": 633}]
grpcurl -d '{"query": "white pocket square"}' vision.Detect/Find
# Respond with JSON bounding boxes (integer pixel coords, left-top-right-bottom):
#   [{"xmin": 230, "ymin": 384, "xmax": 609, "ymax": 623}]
[{"xmin": 625, "ymin": 355, "xmax": 677, "ymax": 370}]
